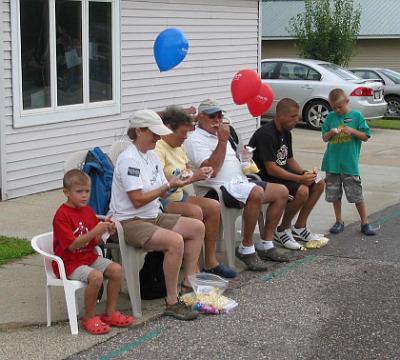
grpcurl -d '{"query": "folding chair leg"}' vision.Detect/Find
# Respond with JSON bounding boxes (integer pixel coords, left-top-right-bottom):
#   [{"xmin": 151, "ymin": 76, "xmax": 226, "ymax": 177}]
[
  {"xmin": 46, "ymin": 286, "xmax": 51, "ymax": 327},
  {"xmin": 64, "ymin": 286, "xmax": 79, "ymax": 335},
  {"xmin": 123, "ymin": 256, "xmax": 143, "ymax": 319},
  {"xmin": 220, "ymin": 207, "xmax": 240, "ymax": 270}
]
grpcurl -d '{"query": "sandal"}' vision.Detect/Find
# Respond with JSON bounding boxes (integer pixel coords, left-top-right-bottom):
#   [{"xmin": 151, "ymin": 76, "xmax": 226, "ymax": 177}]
[
  {"xmin": 100, "ymin": 311, "xmax": 135, "ymax": 328},
  {"xmin": 81, "ymin": 316, "xmax": 111, "ymax": 335}
]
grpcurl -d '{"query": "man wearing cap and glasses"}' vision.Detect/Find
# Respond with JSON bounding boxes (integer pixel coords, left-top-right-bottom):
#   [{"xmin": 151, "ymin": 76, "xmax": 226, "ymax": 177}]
[
  {"xmin": 184, "ymin": 99, "xmax": 291, "ymax": 271},
  {"xmin": 109, "ymin": 109, "xmax": 204, "ymax": 321}
]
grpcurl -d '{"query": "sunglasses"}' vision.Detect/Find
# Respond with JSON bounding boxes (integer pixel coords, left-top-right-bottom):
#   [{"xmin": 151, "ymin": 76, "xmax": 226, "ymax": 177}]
[{"xmin": 207, "ymin": 112, "xmax": 224, "ymax": 120}]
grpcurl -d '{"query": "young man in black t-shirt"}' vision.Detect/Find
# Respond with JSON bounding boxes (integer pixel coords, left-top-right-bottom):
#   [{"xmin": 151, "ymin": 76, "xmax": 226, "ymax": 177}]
[{"xmin": 249, "ymin": 98, "xmax": 325, "ymax": 250}]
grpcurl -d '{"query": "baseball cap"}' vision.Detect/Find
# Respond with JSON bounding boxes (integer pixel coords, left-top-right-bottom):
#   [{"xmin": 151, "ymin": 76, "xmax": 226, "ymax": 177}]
[
  {"xmin": 198, "ymin": 99, "xmax": 225, "ymax": 115},
  {"xmin": 128, "ymin": 109, "xmax": 172, "ymax": 136}
]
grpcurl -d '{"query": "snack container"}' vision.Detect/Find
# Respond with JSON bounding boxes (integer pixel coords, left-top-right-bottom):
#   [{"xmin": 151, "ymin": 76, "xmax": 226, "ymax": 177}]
[{"xmin": 188, "ymin": 273, "xmax": 229, "ymax": 296}]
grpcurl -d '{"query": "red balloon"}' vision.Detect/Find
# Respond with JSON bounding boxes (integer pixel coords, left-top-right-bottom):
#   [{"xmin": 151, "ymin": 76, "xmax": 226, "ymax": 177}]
[
  {"xmin": 231, "ymin": 69, "xmax": 261, "ymax": 105},
  {"xmin": 247, "ymin": 83, "xmax": 274, "ymax": 117}
]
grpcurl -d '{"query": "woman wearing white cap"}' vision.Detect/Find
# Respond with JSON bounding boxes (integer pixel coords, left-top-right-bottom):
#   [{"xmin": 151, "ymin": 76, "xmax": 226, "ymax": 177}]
[{"xmin": 109, "ymin": 109, "xmax": 204, "ymax": 321}]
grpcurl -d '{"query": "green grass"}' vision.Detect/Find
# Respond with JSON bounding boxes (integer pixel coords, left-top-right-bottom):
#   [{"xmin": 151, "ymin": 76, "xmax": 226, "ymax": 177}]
[
  {"xmin": 0, "ymin": 236, "xmax": 35, "ymax": 265},
  {"xmin": 367, "ymin": 119, "xmax": 400, "ymax": 130}
]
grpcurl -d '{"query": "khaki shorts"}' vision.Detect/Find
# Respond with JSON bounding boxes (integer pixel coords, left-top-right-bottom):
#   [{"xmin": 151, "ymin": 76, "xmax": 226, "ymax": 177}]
[
  {"xmin": 121, "ymin": 213, "xmax": 181, "ymax": 248},
  {"xmin": 69, "ymin": 257, "xmax": 113, "ymax": 283},
  {"xmin": 325, "ymin": 173, "xmax": 363, "ymax": 203}
]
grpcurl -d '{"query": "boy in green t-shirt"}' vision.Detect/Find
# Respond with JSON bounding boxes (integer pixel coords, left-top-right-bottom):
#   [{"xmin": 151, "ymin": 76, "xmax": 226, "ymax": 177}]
[{"xmin": 321, "ymin": 88, "xmax": 377, "ymax": 236}]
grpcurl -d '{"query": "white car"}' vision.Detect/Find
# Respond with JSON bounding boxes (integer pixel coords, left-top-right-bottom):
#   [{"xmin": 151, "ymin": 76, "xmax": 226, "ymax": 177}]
[{"xmin": 261, "ymin": 58, "xmax": 387, "ymax": 129}]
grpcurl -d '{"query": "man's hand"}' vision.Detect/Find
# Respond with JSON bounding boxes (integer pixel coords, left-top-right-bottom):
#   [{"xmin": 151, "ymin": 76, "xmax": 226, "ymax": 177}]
[
  {"xmin": 300, "ymin": 172, "xmax": 316, "ymax": 186},
  {"xmin": 217, "ymin": 123, "xmax": 230, "ymax": 143}
]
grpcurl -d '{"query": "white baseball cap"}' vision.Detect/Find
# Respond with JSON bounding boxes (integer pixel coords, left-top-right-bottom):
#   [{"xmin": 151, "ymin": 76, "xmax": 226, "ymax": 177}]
[{"xmin": 128, "ymin": 109, "xmax": 172, "ymax": 136}]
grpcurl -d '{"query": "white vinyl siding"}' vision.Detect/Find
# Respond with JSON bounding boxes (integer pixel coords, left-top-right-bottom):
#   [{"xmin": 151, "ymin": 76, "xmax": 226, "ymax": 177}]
[{"xmin": 2, "ymin": 0, "xmax": 260, "ymax": 199}]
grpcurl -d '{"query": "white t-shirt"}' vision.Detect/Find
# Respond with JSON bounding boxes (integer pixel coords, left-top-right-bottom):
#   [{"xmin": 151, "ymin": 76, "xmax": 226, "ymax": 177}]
[
  {"xmin": 184, "ymin": 127, "xmax": 256, "ymax": 203},
  {"xmin": 109, "ymin": 143, "xmax": 168, "ymax": 220}
]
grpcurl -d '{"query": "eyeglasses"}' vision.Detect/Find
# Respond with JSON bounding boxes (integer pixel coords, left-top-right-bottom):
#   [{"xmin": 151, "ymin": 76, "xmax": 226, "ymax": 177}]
[{"xmin": 207, "ymin": 112, "xmax": 224, "ymax": 120}]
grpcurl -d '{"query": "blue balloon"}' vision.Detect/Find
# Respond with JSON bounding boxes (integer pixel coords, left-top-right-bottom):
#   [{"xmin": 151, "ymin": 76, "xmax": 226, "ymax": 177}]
[{"xmin": 154, "ymin": 28, "xmax": 189, "ymax": 72}]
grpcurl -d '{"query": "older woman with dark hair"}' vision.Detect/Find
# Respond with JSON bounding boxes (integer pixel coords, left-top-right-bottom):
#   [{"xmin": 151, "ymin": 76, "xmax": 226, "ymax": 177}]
[
  {"xmin": 155, "ymin": 105, "xmax": 237, "ymax": 279},
  {"xmin": 109, "ymin": 109, "xmax": 204, "ymax": 321}
]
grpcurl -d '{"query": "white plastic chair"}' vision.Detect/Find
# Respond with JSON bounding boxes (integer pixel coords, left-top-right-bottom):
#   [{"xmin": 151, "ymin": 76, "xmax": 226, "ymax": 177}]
[
  {"xmin": 193, "ymin": 180, "xmax": 242, "ymax": 269},
  {"xmin": 193, "ymin": 180, "xmax": 268, "ymax": 270},
  {"xmin": 31, "ymin": 232, "xmax": 102, "ymax": 335},
  {"xmin": 64, "ymin": 150, "xmax": 88, "ymax": 172},
  {"xmin": 108, "ymin": 140, "xmax": 131, "ymax": 165},
  {"xmin": 112, "ymin": 220, "xmax": 146, "ymax": 318},
  {"xmin": 109, "ymin": 140, "xmax": 147, "ymax": 318}
]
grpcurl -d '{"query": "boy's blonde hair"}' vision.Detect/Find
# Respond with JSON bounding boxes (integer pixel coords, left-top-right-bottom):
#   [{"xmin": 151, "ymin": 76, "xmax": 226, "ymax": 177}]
[
  {"xmin": 329, "ymin": 88, "xmax": 347, "ymax": 103},
  {"xmin": 63, "ymin": 169, "xmax": 90, "ymax": 190}
]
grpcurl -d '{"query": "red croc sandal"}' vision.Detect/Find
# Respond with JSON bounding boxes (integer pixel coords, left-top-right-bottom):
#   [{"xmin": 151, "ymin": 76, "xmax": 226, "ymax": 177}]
[
  {"xmin": 100, "ymin": 311, "xmax": 135, "ymax": 328},
  {"xmin": 81, "ymin": 316, "xmax": 111, "ymax": 335}
]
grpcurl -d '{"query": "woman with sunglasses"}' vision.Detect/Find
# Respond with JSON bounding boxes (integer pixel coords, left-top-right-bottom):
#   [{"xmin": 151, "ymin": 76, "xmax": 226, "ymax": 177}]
[
  {"xmin": 155, "ymin": 105, "xmax": 237, "ymax": 279},
  {"xmin": 109, "ymin": 109, "xmax": 204, "ymax": 321}
]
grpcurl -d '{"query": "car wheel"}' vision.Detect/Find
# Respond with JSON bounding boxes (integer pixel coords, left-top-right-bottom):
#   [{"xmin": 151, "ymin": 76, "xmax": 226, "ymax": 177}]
[
  {"xmin": 303, "ymin": 100, "xmax": 331, "ymax": 130},
  {"xmin": 385, "ymin": 95, "xmax": 400, "ymax": 117}
]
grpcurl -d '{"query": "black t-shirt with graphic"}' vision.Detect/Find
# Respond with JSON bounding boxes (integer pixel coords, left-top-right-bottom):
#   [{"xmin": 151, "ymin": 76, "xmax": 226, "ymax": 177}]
[{"xmin": 248, "ymin": 121, "xmax": 293, "ymax": 182}]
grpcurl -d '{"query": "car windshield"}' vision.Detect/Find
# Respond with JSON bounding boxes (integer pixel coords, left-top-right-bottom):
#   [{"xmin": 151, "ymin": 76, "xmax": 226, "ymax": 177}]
[
  {"xmin": 319, "ymin": 63, "xmax": 360, "ymax": 80},
  {"xmin": 381, "ymin": 69, "xmax": 400, "ymax": 84}
]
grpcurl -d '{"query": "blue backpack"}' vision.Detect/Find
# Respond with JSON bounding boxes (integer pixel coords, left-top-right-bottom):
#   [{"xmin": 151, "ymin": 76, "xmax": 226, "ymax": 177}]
[{"xmin": 83, "ymin": 147, "xmax": 114, "ymax": 215}]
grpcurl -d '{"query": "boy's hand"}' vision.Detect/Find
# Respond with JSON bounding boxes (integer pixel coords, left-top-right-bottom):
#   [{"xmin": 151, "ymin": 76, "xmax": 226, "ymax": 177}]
[
  {"xmin": 340, "ymin": 126, "xmax": 354, "ymax": 135},
  {"xmin": 105, "ymin": 220, "xmax": 116, "ymax": 235},
  {"xmin": 330, "ymin": 128, "xmax": 339, "ymax": 135},
  {"xmin": 93, "ymin": 222, "xmax": 112, "ymax": 236}
]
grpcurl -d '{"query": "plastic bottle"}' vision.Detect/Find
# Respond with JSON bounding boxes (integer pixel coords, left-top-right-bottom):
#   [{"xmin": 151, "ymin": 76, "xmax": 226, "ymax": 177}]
[{"xmin": 193, "ymin": 303, "xmax": 220, "ymax": 315}]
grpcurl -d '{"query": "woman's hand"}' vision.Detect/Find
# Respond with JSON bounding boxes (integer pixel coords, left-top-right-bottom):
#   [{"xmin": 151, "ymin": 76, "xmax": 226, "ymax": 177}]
[
  {"xmin": 191, "ymin": 166, "xmax": 213, "ymax": 182},
  {"xmin": 168, "ymin": 176, "xmax": 192, "ymax": 189}
]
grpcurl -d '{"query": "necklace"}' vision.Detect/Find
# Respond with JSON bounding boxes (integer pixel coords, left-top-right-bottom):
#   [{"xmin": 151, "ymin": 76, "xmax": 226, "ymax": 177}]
[{"xmin": 138, "ymin": 150, "xmax": 150, "ymax": 165}]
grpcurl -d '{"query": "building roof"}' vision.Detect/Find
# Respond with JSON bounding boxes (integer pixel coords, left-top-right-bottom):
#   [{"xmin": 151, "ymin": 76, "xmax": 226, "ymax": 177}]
[{"xmin": 262, "ymin": 0, "xmax": 400, "ymax": 40}]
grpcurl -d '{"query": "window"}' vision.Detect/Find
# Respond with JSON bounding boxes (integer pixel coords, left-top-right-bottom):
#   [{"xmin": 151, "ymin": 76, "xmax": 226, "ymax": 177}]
[
  {"xmin": 12, "ymin": 0, "xmax": 120, "ymax": 128},
  {"xmin": 261, "ymin": 62, "xmax": 278, "ymax": 80},
  {"xmin": 278, "ymin": 63, "xmax": 321, "ymax": 81},
  {"xmin": 319, "ymin": 63, "xmax": 359, "ymax": 80}
]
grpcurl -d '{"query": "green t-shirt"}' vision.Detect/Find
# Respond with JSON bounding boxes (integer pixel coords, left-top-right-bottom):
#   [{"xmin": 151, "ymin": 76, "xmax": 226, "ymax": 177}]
[{"xmin": 321, "ymin": 109, "xmax": 371, "ymax": 176}]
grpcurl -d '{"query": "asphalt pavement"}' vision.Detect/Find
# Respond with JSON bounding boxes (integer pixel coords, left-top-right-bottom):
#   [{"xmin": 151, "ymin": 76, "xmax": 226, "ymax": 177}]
[{"xmin": 65, "ymin": 203, "xmax": 400, "ymax": 360}]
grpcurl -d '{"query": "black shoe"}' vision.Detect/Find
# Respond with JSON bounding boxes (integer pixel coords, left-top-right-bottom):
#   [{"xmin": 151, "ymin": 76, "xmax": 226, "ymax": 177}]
[
  {"xmin": 256, "ymin": 247, "xmax": 291, "ymax": 262},
  {"xmin": 235, "ymin": 247, "xmax": 269, "ymax": 271},
  {"xmin": 361, "ymin": 223, "xmax": 378, "ymax": 236},
  {"xmin": 202, "ymin": 262, "xmax": 238, "ymax": 278},
  {"xmin": 329, "ymin": 221, "xmax": 344, "ymax": 234}
]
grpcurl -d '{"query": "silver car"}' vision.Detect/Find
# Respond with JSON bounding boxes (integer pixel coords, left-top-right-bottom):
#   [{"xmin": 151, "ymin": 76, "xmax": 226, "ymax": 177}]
[
  {"xmin": 261, "ymin": 58, "xmax": 387, "ymax": 129},
  {"xmin": 348, "ymin": 67, "xmax": 400, "ymax": 117}
]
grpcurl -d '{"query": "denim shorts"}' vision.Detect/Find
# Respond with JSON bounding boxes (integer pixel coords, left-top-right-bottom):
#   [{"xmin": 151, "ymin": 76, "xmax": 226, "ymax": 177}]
[
  {"xmin": 325, "ymin": 173, "xmax": 363, "ymax": 203},
  {"xmin": 159, "ymin": 191, "xmax": 189, "ymax": 210}
]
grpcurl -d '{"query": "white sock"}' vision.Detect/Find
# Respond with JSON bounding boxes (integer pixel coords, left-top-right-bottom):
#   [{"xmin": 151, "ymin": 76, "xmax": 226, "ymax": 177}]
[
  {"xmin": 255, "ymin": 240, "xmax": 274, "ymax": 251},
  {"xmin": 238, "ymin": 243, "xmax": 255, "ymax": 255}
]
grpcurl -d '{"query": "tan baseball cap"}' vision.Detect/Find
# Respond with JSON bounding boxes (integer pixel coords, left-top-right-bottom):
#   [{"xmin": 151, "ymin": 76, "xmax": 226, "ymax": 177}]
[
  {"xmin": 198, "ymin": 99, "xmax": 225, "ymax": 115},
  {"xmin": 128, "ymin": 109, "xmax": 172, "ymax": 136}
]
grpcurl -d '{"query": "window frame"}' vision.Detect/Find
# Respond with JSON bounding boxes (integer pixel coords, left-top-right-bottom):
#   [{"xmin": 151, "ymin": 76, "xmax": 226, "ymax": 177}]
[{"xmin": 11, "ymin": 0, "xmax": 121, "ymax": 128}]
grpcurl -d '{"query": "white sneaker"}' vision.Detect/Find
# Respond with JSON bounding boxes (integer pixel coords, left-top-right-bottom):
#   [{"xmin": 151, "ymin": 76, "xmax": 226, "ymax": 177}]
[
  {"xmin": 274, "ymin": 229, "xmax": 302, "ymax": 250},
  {"xmin": 291, "ymin": 227, "xmax": 322, "ymax": 242}
]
